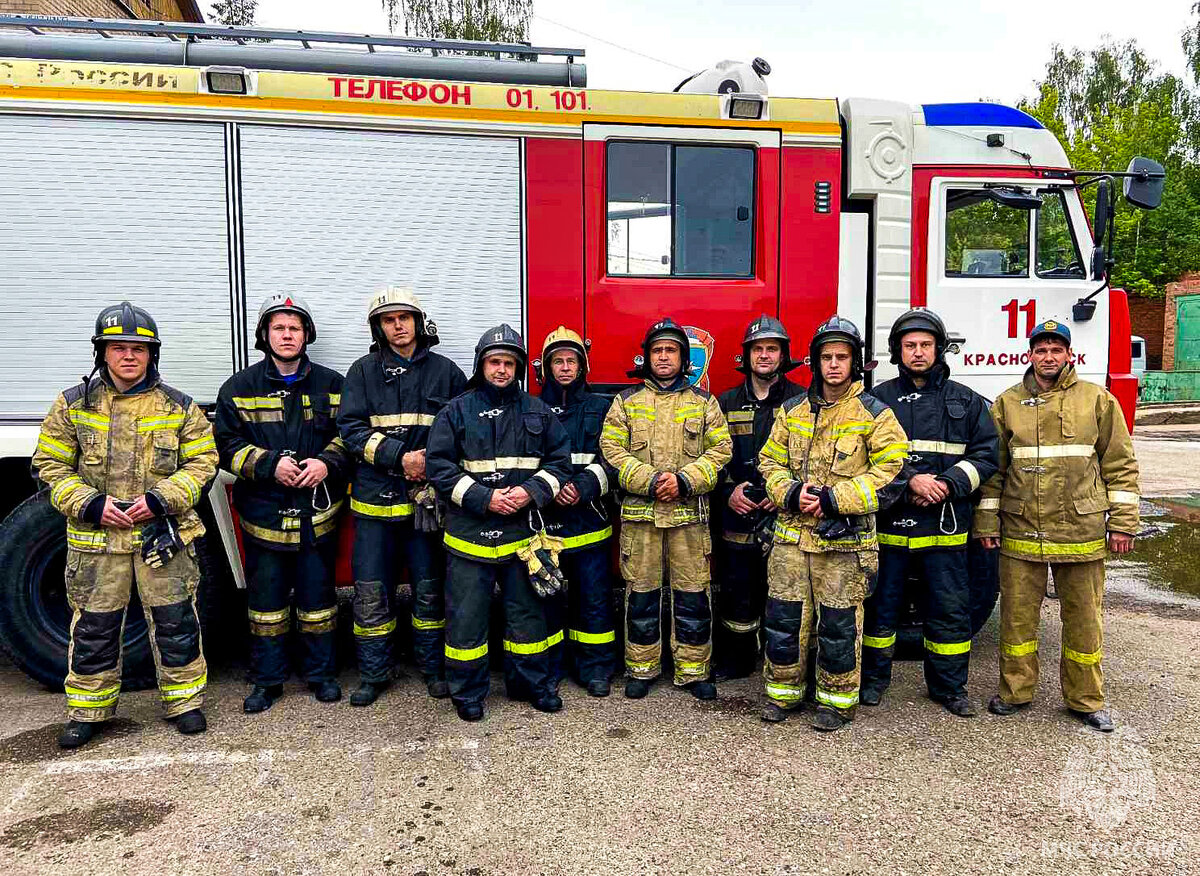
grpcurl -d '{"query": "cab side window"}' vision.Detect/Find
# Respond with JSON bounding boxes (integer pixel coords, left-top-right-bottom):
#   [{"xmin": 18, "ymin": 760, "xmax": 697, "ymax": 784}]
[
  {"xmin": 944, "ymin": 189, "xmax": 1030, "ymax": 278},
  {"xmin": 1035, "ymin": 189, "xmax": 1085, "ymax": 279},
  {"xmin": 606, "ymin": 141, "xmax": 755, "ymax": 278}
]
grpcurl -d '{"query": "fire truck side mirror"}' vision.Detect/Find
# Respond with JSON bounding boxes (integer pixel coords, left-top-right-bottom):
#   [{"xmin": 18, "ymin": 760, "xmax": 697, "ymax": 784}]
[
  {"xmin": 1091, "ymin": 179, "xmax": 1111, "ymax": 281},
  {"xmin": 1123, "ymin": 156, "xmax": 1165, "ymax": 210}
]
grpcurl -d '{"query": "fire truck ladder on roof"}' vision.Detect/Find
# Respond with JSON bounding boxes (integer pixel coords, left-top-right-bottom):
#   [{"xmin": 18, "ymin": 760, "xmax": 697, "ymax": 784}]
[{"xmin": 0, "ymin": 15, "xmax": 587, "ymax": 86}]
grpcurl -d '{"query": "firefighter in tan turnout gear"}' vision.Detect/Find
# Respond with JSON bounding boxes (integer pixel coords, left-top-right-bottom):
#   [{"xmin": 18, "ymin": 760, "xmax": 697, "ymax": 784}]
[
  {"xmin": 977, "ymin": 320, "xmax": 1139, "ymax": 732},
  {"xmin": 599, "ymin": 318, "xmax": 733, "ymax": 701},
  {"xmin": 33, "ymin": 303, "xmax": 218, "ymax": 748},
  {"xmin": 757, "ymin": 316, "xmax": 907, "ymax": 731}
]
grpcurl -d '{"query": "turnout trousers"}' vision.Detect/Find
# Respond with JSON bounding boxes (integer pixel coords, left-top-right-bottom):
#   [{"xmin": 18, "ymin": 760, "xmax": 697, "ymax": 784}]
[
  {"xmin": 861, "ymin": 546, "xmax": 972, "ymax": 701},
  {"xmin": 763, "ymin": 545, "xmax": 877, "ymax": 717},
  {"xmin": 64, "ymin": 545, "xmax": 207, "ymax": 722},
  {"xmin": 351, "ymin": 517, "xmax": 445, "ymax": 684},
  {"xmin": 244, "ymin": 538, "xmax": 337, "ymax": 686},
  {"xmin": 444, "ymin": 554, "xmax": 560, "ymax": 707},
  {"xmin": 714, "ymin": 535, "xmax": 767, "ymax": 676},
  {"xmin": 619, "ymin": 522, "xmax": 713, "ymax": 685},
  {"xmin": 998, "ymin": 555, "xmax": 1106, "ymax": 713},
  {"xmin": 551, "ymin": 543, "xmax": 617, "ymax": 686}
]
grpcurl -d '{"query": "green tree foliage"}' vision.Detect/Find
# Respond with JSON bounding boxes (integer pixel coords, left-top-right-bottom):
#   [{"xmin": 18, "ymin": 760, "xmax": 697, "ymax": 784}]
[
  {"xmin": 1019, "ymin": 28, "xmax": 1200, "ymax": 297},
  {"xmin": 381, "ymin": 0, "xmax": 531, "ymax": 46},
  {"xmin": 209, "ymin": 0, "xmax": 257, "ymax": 27}
]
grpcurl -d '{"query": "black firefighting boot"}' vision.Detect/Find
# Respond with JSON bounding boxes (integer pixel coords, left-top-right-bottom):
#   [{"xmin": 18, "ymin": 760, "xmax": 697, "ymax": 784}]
[
  {"xmin": 586, "ymin": 678, "xmax": 611, "ymax": 698},
  {"xmin": 1072, "ymin": 708, "xmax": 1115, "ymax": 732},
  {"xmin": 244, "ymin": 684, "xmax": 284, "ymax": 713},
  {"xmin": 939, "ymin": 695, "xmax": 977, "ymax": 718},
  {"xmin": 761, "ymin": 703, "xmax": 789, "ymax": 724},
  {"xmin": 173, "ymin": 709, "xmax": 207, "ymax": 735},
  {"xmin": 350, "ymin": 680, "xmax": 391, "ymax": 707},
  {"xmin": 57, "ymin": 720, "xmax": 98, "ymax": 749},
  {"xmin": 456, "ymin": 702, "xmax": 484, "ymax": 722},
  {"xmin": 424, "ymin": 676, "xmax": 451, "ymax": 699},
  {"xmin": 987, "ymin": 694, "xmax": 1030, "ymax": 717},
  {"xmin": 532, "ymin": 693, "xmax": 564, "ymax": 714},
  {"xmin": 686, "ymin": 680, "xmax": 717, "ymax": 701},
  {"xmin": 624, "ymin": 678, "xmax": 652, "ymax": 699},
  {"xmin": 309, "ymin": 680, "xmax": 342, "ymax": 703},
  {"xmin": 811, "ymin": 706, "xmax": 849, "ymax": 732}
]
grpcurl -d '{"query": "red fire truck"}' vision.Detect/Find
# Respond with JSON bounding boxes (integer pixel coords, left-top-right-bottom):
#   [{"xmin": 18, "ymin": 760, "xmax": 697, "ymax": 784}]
[{"xmin": 0, "ymin": 16, "xmax": 1162, "ymax": 687}]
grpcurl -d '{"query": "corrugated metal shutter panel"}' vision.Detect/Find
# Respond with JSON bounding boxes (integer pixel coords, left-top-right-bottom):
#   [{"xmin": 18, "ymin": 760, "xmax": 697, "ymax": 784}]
[
  {"xmin": 0, "ymin": 116, "xmax": 231, "ymax": 416},
  {"xmin": 238, "ymin": 126, "xmax": 522, "ymax": 376}
]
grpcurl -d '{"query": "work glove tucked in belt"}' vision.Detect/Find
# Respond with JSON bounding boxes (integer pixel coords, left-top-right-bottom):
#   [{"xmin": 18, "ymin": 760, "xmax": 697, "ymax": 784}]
[
  {"xmin": 141, "ymin": 515, "xmax": 184, "ymax": 569},
  {"xmin": 516, "ymin": 530, "xmax": 567, "ymax": 599},
  {"xmin": 409, "ymin": 483, "xmax": 443, "ymax": 533}
]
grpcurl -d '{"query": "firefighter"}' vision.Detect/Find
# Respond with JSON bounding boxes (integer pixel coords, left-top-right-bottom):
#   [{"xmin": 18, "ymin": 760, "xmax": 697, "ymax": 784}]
[
  {"xmin": 713, "ymin": 315, "xmax": 806, "ymax": 679},
  {"xmin": 425, "ymin": 325, "xmax": 573, "ymax": 721},
  {"xmin": 976, "ymin": 320, "xmax": 1139, "ymax": 732},
  {"xmin": 598, "ymin": 318, "xmax": 733, "ymax": 701},
  {"xmin": 535, "ymin": 327, "xmax": 617, "ymax": 697},
  {"xmin": 33, "ymin": 303, "xmax": 217, "ymax": 748},
  {"xmin": 215, "ymin": 294, "xmax": 352, "ymax": 713},
  {"xmin": 338, "ymin": 287, "xmax": 467, "ymax": 706},
  {"xmin": 757, "ymin": 316, "xmax": 907, "ymax": 731},
  {"xmin": 862, "ymin": 308, "xmax": 999, "ymax": 715}
]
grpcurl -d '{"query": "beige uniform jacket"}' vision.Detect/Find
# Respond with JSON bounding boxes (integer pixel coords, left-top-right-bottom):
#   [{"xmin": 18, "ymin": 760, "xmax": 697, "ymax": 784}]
[
  {"xmin": 33, "ymin": 376, "xmax": 218, "ymax": 554},
  {"xmin": 758, "ymin": 381, "xmax": 907, "ymax": 553},
  {"xmin": 973, "ymin": 365, "xmax": 1139, "ymax": 563},
  {"xmin": 599, "ymin": 378, "xmax": 732, "ymax": 527}
]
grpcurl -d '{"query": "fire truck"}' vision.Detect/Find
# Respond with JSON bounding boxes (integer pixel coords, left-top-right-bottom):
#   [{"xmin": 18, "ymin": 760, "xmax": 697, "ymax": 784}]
[{"xmin": 0, "ymin": 16, "xmax": 1163, "ymax": 687}]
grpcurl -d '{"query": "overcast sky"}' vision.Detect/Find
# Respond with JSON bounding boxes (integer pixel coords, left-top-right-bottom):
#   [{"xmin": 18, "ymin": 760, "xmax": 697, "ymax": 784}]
[{"xmin": 235, "ymin": 0, "xmax": 1195, "ymax": 105}]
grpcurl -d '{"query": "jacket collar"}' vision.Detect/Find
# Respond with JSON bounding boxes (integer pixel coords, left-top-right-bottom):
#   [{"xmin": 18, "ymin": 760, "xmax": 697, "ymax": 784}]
[
  {"xmin": 810, "ymin": 379, "xmax": 864, "ymax": 411},
  {"xmin": 896, "ymin": 361, "xmax": 949, "ymax": 392},
  {"xmin": 541, "ymin": 374, "xmax": 587, "ymax": 409},
  {"xmin": 264, "ymin": 354, "xmax": 311, "ymax": 384},
  {"xmin": 644, "ymin": 373, "xmax": 690, "ymax": 394},
  {"xmin": 744, "ymin": 374, "xmax": 795, "ymax": 406}
]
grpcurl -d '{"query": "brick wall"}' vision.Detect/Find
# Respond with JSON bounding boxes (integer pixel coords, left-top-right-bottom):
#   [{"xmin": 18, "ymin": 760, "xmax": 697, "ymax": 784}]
[
  {"xmin": 1128, "ymin": 293, "xmax": 1165, "ymax": 370},
  {"xmin": 1163, "ymin": 273, "xmax": 1200, "ymax": 371},
  {"xmin": 0, "ymin": 0, "xmax": 201, "ymax": 21}
]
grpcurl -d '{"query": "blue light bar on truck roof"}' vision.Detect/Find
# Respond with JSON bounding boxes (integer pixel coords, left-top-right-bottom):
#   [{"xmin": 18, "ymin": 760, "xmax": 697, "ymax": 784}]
[{"xmin": 921, "ymin": 103, "xmax": 1044, "ymax": 129}]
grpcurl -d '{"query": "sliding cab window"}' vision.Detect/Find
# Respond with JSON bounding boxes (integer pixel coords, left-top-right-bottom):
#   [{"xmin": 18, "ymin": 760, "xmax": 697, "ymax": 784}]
[
  {"xmin": 1035, "ymin": 189, "xmax": 1085, "ymax": 279},
  {"xmin": 943, "ymin": 188, "xmax": 1030, "ymax": 278},
  {"xmin": 606, "ymin": 141, "xmax": 755, "ymax": 278}
]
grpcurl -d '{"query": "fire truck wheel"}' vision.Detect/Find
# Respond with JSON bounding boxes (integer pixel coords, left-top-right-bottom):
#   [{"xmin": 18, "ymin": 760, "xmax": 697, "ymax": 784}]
[{"xmin": 0, "ymin": 491, "xmax": 154, "ymax": 691}]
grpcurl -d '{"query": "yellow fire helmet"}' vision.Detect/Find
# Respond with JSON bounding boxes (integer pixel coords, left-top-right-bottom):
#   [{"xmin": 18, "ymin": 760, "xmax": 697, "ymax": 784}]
[{"xmin": 536, "ymin": 325, "xmax": 590, "ymax": 383}]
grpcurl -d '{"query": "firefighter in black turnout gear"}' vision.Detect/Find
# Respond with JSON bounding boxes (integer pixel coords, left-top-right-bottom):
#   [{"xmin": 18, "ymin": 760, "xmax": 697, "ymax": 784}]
[
  {"xmin": 338, "ymin": 287, "xmax": 467, "ymax": 706},
  {"xmin": 714, "ymin": 315, "xmax": 805, "ymax": 679},
  {"xmin": 535, "ymin": 327, "xmax": 617, "ymax": 697},
  {"xmin": 864, "ymin": 308, "xmax": 999, "ymax": 716},
  {"xmin": 216, "ymin": 294, "xmax": 352, "ymax": 712},
  {"xmin": 426, "ymin": 325, "xmax": 573, "ymax": 722}
]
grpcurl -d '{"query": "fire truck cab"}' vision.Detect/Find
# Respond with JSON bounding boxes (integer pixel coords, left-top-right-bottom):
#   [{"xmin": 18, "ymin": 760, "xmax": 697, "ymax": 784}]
[{"xmin": 0, "ymin": 16, "xmax": 1160, "ymax": 686}]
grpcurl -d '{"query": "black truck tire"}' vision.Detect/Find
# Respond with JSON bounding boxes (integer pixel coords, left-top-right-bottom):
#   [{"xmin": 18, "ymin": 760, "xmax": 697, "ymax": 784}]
[{"xmin": 0, "ymin": 490, "xmax": 230, "ymax": 692}]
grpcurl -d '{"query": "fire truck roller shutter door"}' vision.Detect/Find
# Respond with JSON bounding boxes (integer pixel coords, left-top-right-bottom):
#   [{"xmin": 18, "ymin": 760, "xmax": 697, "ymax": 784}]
[
  {"xmin": 238, "ymin": 126, "xmax": 523, "ymax": 378},
  {"xmin": 0, "ymin": 116, "xmax": 232, "ymax": 417}
]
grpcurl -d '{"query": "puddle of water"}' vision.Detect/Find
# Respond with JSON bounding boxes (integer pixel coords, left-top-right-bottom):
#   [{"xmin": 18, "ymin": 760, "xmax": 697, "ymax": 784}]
[
  {"xmin": 0, "ymin": 798, "xmax": 173, "ymax": 850},
  {"xmin": 1108, "ymin": 499, "xmax": 1200, "ymax": 600},
  {"xmin": 0, "ymin": 718, "xmax": 141, "ymax": 766},
  {"xmin": 605, "ymin": 727, "xmax": 631, "ymax": 739}
]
